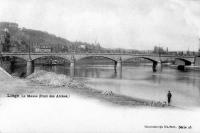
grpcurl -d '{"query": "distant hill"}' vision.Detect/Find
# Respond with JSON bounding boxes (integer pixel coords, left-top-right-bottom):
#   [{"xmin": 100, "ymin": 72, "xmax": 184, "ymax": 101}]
[
  {"xmin": 0, "ymin": 22, "xmax": 143, "ymax": 54},
  {"xmin": 0, "ymin": 22, "xmax": 103, "ymax": 52}
]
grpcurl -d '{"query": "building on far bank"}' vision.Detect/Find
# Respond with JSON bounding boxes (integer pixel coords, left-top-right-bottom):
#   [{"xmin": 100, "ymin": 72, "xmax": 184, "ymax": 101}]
[
  {"xmin": 34, "ymin": 45, "xmax": 52, "ymax": 53},
  {"xmin": 0, "ymin": 22, "xmax": 18, "ymax": 30}
]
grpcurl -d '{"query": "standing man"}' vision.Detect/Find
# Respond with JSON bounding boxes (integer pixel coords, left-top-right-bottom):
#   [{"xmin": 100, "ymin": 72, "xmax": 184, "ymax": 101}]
[{"xmin": 167, "ymin": 91, "xmax": 172, "ymax": 105}]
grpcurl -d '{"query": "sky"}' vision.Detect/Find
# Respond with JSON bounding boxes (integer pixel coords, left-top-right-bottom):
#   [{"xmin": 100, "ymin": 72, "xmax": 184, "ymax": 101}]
[{"xmin": 0, "ymin": 0, "xmax": 200, "ymax": 51}]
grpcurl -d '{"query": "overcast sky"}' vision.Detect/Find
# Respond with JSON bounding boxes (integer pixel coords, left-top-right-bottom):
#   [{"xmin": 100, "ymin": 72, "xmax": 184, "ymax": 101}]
[{"xmin": 0, "ymin": 0, "xmax": 200, "ymax": 51}]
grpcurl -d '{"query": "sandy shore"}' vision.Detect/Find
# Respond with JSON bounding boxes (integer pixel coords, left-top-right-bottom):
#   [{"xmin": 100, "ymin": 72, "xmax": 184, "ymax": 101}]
[{"xmin": 0, "ymin": 70, "xmax": 169, "ymax": 108}]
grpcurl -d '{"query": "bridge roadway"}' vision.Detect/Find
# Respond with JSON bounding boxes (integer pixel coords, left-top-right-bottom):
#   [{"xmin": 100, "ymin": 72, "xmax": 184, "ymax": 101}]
[{"xmin": 0, "ymin": 52, "xmax": 196, "ymax": 76}]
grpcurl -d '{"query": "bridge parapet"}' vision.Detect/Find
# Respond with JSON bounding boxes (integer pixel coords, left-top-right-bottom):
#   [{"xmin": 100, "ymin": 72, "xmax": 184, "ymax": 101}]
[{"xmin": 0, "ymin": 52, "xmax": 196, "ymax": 63}]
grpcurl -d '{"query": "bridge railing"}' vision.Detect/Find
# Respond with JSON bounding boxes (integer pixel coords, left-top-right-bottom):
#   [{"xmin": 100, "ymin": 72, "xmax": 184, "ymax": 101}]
[{"xmin": 0, "ymin": 52, "xmax": 196, "ymax": 58}]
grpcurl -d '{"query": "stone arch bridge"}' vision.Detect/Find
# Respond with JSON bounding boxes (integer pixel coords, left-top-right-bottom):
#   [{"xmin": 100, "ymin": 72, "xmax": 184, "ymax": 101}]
[{"xmin": 0, "ymin": 52, "xmax": 196, "ymax": 76}]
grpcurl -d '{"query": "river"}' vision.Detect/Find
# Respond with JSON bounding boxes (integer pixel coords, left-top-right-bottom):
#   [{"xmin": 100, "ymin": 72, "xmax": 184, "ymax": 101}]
[{"xmin": 12, "ymin": 63, "xmax": 200, "ymax": 108}]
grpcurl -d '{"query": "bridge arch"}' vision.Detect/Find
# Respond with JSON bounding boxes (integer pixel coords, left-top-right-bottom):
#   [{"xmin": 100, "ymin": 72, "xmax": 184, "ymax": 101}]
[
  {"xmin": 76, "ymin": 55, "xmax": 118, "ymax": 63},
  {"xmin": 27, "ymin": 55, "xmax": 73, "ymax": 76},
  {"xmin": 175, "ymin": 58, "xmax": 192, "ymax": 66},
  {"xmin": 123, "ymin": 56, "xmax": 162, "ymax": 72},
  {"xmin": 31, "ymin": 55, "xmax": 71, "ymax": 64},
  {"xmin": 32, "ymin": 55, "xmax": 71, "ymax": 64},
  {"xmin": 123, "ymin": 57, "xmax": 158, "ymax": 63}
]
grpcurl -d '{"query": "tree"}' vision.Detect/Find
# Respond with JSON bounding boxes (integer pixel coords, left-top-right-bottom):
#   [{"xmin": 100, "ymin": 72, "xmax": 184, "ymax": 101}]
[{"xmin": 3, "ymin": 30, "xmax": 11, "ymax": 52}]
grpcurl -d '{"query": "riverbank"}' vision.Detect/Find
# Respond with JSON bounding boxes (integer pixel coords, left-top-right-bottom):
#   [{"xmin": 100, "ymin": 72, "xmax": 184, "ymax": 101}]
[
  {"xmin": 27, "ymin": 70, "xmax": 172, "ymax": 107},
  {"xmin": 1, "ymin": 69, "xmax": 200, "ymax": 133},
  {"xmin": 0, "ymin": 69, "xmax": 170, "ymax": 107}
]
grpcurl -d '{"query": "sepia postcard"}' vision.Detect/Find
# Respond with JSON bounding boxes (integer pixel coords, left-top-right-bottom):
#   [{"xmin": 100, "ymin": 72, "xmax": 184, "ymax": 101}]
[{"xmin": 0, "ymin": 0, "xmax": 200, "ymax": 132}]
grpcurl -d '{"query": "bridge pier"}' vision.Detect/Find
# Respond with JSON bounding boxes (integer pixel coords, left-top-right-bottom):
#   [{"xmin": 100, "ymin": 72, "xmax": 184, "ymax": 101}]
[
  {"xmin": 114, "ymin": 61, "xmax": 117, "ymax": 73},
  {"xmin": 117, "ymin": 57, "xmax": 122, "ymax": 70},
  {"xmin": 115, "ymin": 58, "xmax": 122, "ymax": 78},
  {"xmin": 10, "ymin": 59, "xmax": 15, "ymax": 73},
  {"xmin": 114, "ymin": 58, "xmax": 122, "ymax": 73},
  {"xmin": 70, "ymin": 56, "xmax": 75, "ymax": 77},
  {"xmin": 152, "ymin": 61, "xmax": 162, "ymax": 72},
  {"xmin": 26, "ymin": 60, "xmax": 34, "ymax": 76}
]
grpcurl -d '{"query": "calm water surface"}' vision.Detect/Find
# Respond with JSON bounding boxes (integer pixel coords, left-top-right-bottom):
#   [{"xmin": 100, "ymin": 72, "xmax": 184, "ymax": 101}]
[{"xmin": 14, "ymin": 64, "xmax": 200, "ymax": 108}]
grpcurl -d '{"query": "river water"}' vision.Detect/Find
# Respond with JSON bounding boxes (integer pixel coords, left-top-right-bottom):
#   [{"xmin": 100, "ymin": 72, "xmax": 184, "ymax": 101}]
[{"xmin": 13, "ymin": 64, "xmax": 200, "ymax": 108}]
